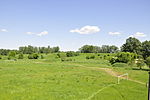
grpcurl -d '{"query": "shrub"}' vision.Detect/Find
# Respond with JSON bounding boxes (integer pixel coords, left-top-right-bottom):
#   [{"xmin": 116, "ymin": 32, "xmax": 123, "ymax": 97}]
[
  {"xmin": 86, "ymin": 56, "xmax": 90, "ymax": 59},
  {"xmin": 8, "ymin": 57, "xmax": 11, "ymax": 60},
  {"xmin": 66, "ymin": 51, "xmax": 74, "ymax": 57},
  {"xmin": 146, "ymin": 57, "xmax": 150, "ymax": 67},
  {"xmin": 109, "ymin": 57, "xmax": 117, "ymax": 64},
  {"xmin": 136, "ymin": 59, "xmax": 145, "ymax": 69},
  {"xmin": 33, "ymin": 53, "xmax": 39, "ymax": 59},
  {"xmin": 66, "ymin": 51, "xmax": 80, "ymax": 57},
  {"xmin": 8, "ymin": 51, "xmax": 16, "ymax": 58},
  {"xmin": 28, "ymin": 54, "xmax": 33, "ymax": 59},
  {"xmin": 112, "ymin": 63, "xmax": 128, "ymax": 67},
  {"xmin": 61, "ymin": 58, "xmax": 73, "ymax": 62},
  {"xmin": 57, "ymin": 53, "xmax": 61, "ymax": 58},
  {"xmin": 90, "ymin": 55, "xmax": 95, "ymax": 59},
  {"xmin": 18, "ymin": 53, "xmax": 24, "ymax": 59},
  {"xmin": 41, "ymin": 55, "xmax": 44, "ymax": 59},
  {"xmin": 116, "ymin": 52, "xmax": 137, "ymax": 63},
  {"xmin": 0, "ymin": 56, "xmax": 2, "ymax": 59}
]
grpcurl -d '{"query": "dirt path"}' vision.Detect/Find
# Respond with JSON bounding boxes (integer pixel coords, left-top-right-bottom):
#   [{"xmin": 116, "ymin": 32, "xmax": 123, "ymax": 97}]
[{"xmin": 90, "ymin": 67, "xmax": 146, "ymax": 85}]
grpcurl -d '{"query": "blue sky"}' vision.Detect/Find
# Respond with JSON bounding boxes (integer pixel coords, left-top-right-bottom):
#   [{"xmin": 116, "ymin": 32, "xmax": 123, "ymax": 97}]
[{"xmin": 0, "ymin": 0, "xmax": 150, "ymax": 51}]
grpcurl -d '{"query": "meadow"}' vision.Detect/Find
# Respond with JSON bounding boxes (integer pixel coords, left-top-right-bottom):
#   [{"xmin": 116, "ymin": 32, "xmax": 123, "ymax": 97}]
[{"xmin": 0, "ymin": 53, "xmax": 148, "ymax": 100}]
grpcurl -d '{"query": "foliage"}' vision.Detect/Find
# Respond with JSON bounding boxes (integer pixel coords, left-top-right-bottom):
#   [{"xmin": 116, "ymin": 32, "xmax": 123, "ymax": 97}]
[
  {"xmin": 32, "ymin": 53, "xmax": 39, "ymax": 59},
  {"xmin": 61, "ymin": 58, "xmax": 74, "ymax": 61},
  {"xmin": 86, "ymin": 55, "xmax": 95, "ymax": 59},
  {"xmin": 86, "ymin": 56, "xmax": 90, "ymax": 59},
  {"xmin": 0, "ymin": 55, "xmax": 2, "ymax": 59},
  {"xmin": 28, "ymin": 53, "xmax": 39, "ymax": 59},
  {"xmin": 0, "ymin": 49, "xmax": 10, "ymax": 56},
  {"xmin": 41, "ymin": 55, "xmax": 44, "ymax": 59},
  {"xmin": 18, "ymin": 53, "xmax": 24, "ymax": 59},
  {"xmin": 66, "ymin": 51, "xmax": 79, "ymax": 57},
  {"xmin": 141, "ymin": 40, "xmax": 150, "ymax": 59},
  {"xmin": 116, "ymin": 52, "xmax": 137, "ymax": 63},
  {"xmin": 136, "ymin": 59, "xmax": 145, "ymax": 69},
  {"xmin": 28, "ymin": 54, "xmax": 33, "ymax": 59},
  {"xmin": 146, "ymin": 57, "xmax": 150, "ymax": 67},
  {"xmin": 51, "ymin": 46, "xmax": 59, "ymax": 53},
  {"xmin": 121, "ymin": 37, "xmax": 142, "ymax": 54},
  {"xmin": 79, "ymin": 45, "xmax": 118, "ymax": 53},
  {"xmin": 8, "ymin": 51, "xmax": 16, "ymax": 59},
  {"xmin": 109, "ymin": 57, "xmax": 117, "ymax": 64},
  {"xmin": 19, "ymin": 45, "xmax": 59, "ymax": 54},
  {"xmin": 109, "ymin": 52, "xmax": 137, "ymax": 64}
]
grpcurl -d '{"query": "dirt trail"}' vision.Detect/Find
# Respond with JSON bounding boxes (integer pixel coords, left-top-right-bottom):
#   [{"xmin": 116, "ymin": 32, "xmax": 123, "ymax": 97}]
[{"xmin": 93, "ymin": 67, "xmax": 145, "ymax": 85}]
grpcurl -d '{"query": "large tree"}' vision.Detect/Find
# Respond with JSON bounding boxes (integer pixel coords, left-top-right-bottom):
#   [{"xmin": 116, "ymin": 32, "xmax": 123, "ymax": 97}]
[
  {"xmin": 141, "ymin": 40, "xmax": 150, "ymax": 59},
  {"xmin": 121, "ymin": 37, "xmax": 142, "ymax": 54}
]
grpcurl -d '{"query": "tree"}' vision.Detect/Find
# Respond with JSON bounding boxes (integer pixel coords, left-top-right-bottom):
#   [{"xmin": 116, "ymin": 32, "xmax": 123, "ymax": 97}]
[
  {"xmin": 146, "ymin": 57, "xmax": 150, "ymax": 68},
  {"xmin": 79, "ymin": 45, "xmax": 95, "ymax": 53},
  {"xmin": 141, "ymin": 40, "xmax": 150, "ymax": 59},
  {"xmin": 121, "ymin": 37, "xmax": 142, "ymax": 54},
  {"xmin": 109, "ymin": 45, "xmax": 119, "ymax": 53},
  {"xmin": 51, "ymin": 46, "xmax": 59, "ymax": 53},
  {"xmin": 116, "ymin": 52, "xmax": 137, "ymax": 63}
]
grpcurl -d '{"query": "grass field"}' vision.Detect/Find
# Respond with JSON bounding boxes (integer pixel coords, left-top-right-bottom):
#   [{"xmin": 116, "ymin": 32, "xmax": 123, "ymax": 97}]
[{"xmin": 0, "ymin": 53, "xmax": 148, "ymax": 100}]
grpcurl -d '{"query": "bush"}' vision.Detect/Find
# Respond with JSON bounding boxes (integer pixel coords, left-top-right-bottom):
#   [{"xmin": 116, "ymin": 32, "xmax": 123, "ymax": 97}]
[
  {"xmin": 66, "ymin": 51, "xmax": 74, "ymax": 57},
  {"xmin": 146, "ymin": 57, "xmax": 150, "ymax": 67},
  {"xmin": 61, "ymin": 58, "xmax": 73, "ymax": 62},
  {"xmin": 28, "ymin": 54, "xmax": 33, "ymax": 59},
  {"xmin": 8, "ymin": 51, "xmax": 16, "ymax": 57},
  {"xmin": 0, "ymin": 56, "xmax": 2, "ymax": 59},
  {"xmin": 33, "ymin": 53, "xmax": 39, "ymax": 59},
  {"xmin": 90, "ymin": 55, "xmax": 95, "ymax": 59},
  {"xmin": 116, "ymin": 52, "xmax": 137, "ymax": 63},
  {"xmin": 57, "ymin": 53, "xmax": 61, "ymax": 58},
  {"xmin": 66, "ymin": 51, "xmax": 80, "ymax": 57},
  {"xmin": 18, "ymin": 53, "xmax": 24, "ymax": 59},
  {"xmin": 112, "ymin": 63, "xmax": 128, "ymax": 67},
  {"xmin": 86, "ymin": 56, "xmax": 90, "ymax": 59},
  {"xmin": 41, "ymin": 55, "xmax": 44, "ymax": 59},
  {"xmin": 136, "ymin": 59, "xmax": 145, "ymax": 69},
  {"xmin": 109, "ymin": 57, "xmax": 117, "ymax": 64},
  {"xmin": 86, "ymin": 55, "xmax": 95, "ymax": 59},
  {"xmin": 97, "ymin": 54, "xmax": 100, "ymax": 56}
]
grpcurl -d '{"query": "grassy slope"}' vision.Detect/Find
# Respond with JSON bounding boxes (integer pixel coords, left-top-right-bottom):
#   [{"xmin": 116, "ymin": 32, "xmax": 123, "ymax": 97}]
[{"xmin": 0, "ymin": 53, "xmax": 148, "ymax": 100}]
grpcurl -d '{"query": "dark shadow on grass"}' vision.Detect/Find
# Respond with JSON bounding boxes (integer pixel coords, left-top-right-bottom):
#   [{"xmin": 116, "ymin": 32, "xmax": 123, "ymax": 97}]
[{"xmin": 132, "ymin": 67, "xmax": 150, "ymax": 71}]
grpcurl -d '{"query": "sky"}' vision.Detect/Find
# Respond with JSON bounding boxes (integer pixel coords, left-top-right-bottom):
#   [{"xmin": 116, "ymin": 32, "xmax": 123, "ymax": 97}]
[{"xmin": 0, "ymin": 0, "xmax": 150, "ymax": 51}]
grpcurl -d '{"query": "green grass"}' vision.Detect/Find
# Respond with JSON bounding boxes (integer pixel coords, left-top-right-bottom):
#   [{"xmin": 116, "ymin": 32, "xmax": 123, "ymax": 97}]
[{"xmin": 0, "ymin": 53, "xmax": 148, "ymax": 100}]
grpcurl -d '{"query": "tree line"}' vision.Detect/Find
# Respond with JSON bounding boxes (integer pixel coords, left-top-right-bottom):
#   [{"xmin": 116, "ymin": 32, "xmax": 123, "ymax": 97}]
[
  {"xmin": 0, "ymin": 45, "xmax": 59, "ymax": 56},
  {"xmin": 0, "ymin": 37, "xmax": 150, "ymax": 60},
  {"xmin": 79, "ymin": 37, "xmax": 150, "ymax": 59}
]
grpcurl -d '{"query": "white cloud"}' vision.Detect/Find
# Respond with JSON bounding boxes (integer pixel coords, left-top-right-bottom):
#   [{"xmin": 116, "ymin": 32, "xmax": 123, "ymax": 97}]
[
  {"xmin": 26, "ymin": 32, "xmax": 34, "ymax": 35},
  {"xmin": 129, "ymin": 32, "xmax": 146, "ymax": 38},
  {"xmin": 70, "ymin": 25, "xmax": 100, "ymax": 34},
  {"xmin": 134, "ymin": 32, "xmax": 146, "ymax": 37},
  {"xmin": 26, "ymin": 31, "xmax": 48, "ymax": 36},
  {"xmin": 0, "ymin": 29, "xmax": 8, "ymax": 32},
  {"xmin": 37, "ymin": 31, "xmax": 48, "ymax": 36},
  {"xmin": 108, "ymin": 32, "xmax": 121, "ymax": 35}
]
